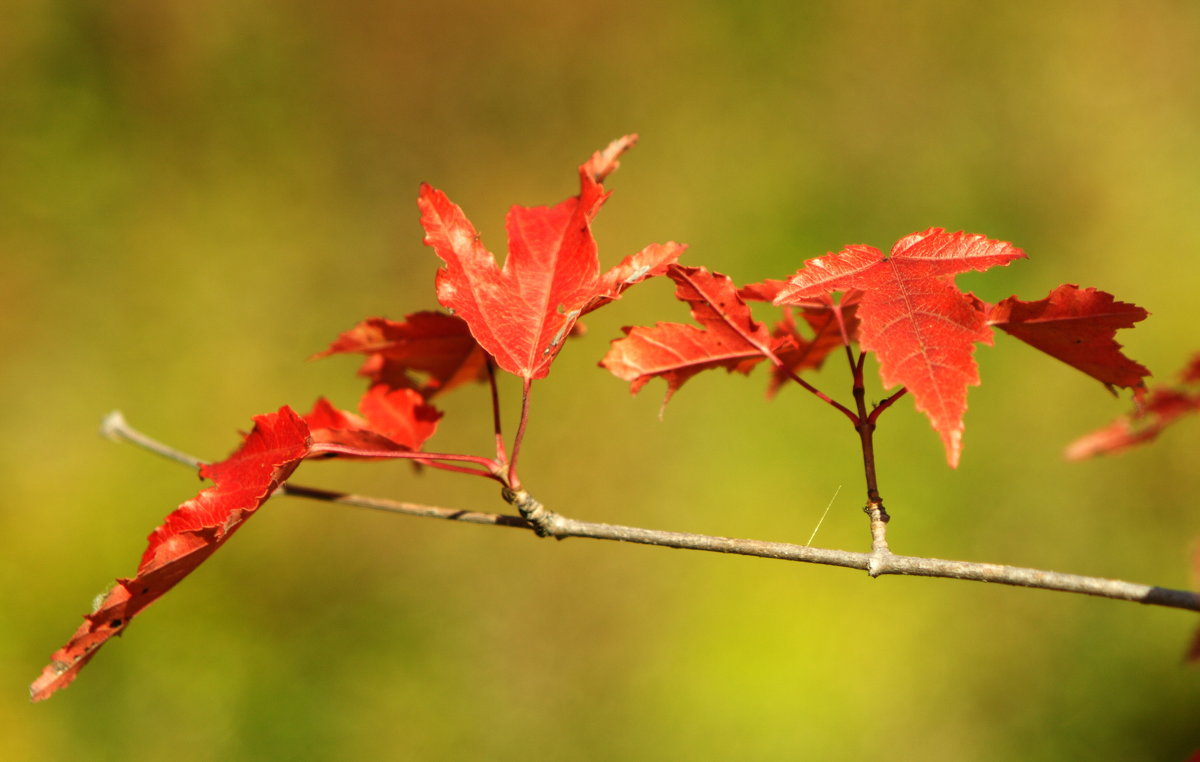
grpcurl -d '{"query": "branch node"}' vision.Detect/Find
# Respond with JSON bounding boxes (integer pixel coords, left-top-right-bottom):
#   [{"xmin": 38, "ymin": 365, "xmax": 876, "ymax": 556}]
[
  {"xmin": 866, "ymin": 554, "xmax": 885, "ymax": 577},
  {"xmin": 502, "ymin": 488, "xmax": 560, "ymax": 538},
  {"xmin": 863, "ymin": 501, "xmax": 892, "ymax": 577}
]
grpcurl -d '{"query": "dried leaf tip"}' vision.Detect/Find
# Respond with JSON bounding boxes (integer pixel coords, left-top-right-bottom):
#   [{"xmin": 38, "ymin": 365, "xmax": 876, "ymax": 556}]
[{"xmin": 584, "ymin": 134, "xmax": 639, "ymax": 182}]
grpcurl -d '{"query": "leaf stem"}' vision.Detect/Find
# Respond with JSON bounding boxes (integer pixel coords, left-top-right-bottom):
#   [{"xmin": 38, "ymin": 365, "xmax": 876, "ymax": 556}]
[
  {"xmin": 507, "ymin": 378, "xmax": 534, "ymax": 490},
  {"xmin": 485, "ymin": 358, "xmax": 509, "ymax": 465},
  {"xmin": 868, "ymin": 387, "xmax": 908, "ymax": 426},
  {"xmin": 851, "ymin": 353, "xmax": 885, "ymax": 507},
  {"xmin": 307, "ymin": 442, "xmax": 503, "ymax": 474},
  {"xmin": 841, "ymin": 342, "xmax": 859, "ymax": 381},
  {"xmin": 419, "ymin": 461, "xmax": 507, "ymax": 481},
  {"xmin": 280, "ymin": 483, "xmax": 530, "ymax": 528},
  {"xmin": 777, "ymin": 366, "xmax": 858, "ymax": 424}
]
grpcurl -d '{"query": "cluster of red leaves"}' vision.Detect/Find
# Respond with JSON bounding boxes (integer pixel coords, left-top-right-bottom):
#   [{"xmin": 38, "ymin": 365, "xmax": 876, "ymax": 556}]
[
  {"xmin": 601, "ymin": 269, "xmax": 862, "ymax": 406},
  {"xmin": 33, "ymin": 136, "xmax": 681, "ymax": 702},
  {"xmin": 1066, "ymin": 353, "xmax": 1200, "ymax": 460},
  {"xmin": 34, "ymin": 136, "xmax": 1175, "ymax": 703},
  {"xmin": 603, "ymin": 229, "xmax": 1149, "ymax": 467}
]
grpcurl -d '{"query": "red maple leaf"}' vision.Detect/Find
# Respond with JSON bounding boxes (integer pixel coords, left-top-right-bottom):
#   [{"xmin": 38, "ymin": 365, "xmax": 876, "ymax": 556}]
[
  {"xmin": 984, "ymin": 284, "xmax": 1149, "ymax": 390},
  {"xmin": 304, "ymin": 386, "xmax": 442, "ymax": 456},
  {"xmin": 602, "ymin": 265, "xmax": 787, "ymax": 404},
  {"xmin": 1182, "ymin": 355, "xmax": 1200, "ymax": 384},
  {"xmin": 419, "ymin": 135, "xmax": 684, "ymax": 380},
  {"xmin": 774, "ymin": 228, "xmax": 1026, "ymax": 467},
  {"xmin": 1066, "ymin": 352, "xmax": 1200, "ymax": 460},
  {"xmin": 30, "ymin": 408, "xmax": 313, "ymax": 702},
  {"xmin": 313, "ymin": 311, "xmax": 487, "ymax": 398},
  {"xmin": 735, "ymin": 278, "xmax": 793, "ymax": 304}
]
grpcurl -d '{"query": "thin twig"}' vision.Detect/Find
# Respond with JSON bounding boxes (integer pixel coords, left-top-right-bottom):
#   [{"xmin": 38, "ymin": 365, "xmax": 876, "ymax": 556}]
[
  {"xmin": 868, "ymin": 387, "xmax": 908, "ymax": 425},
  {"xmin": 281, "ymin": 484, "xmax": 529, "ymax": 528},
  {"xmin": 101, "ymin": 411, "xmax": 201, "ymax": 469},
  {"xmin": 850, "ymin": 351, "xmax": 884, "ymax": 506},
  {"xmin": 848, "ymin": 349, "xmax": 890, "ymax": 570},
  {"xmin": 778, "ymin": 365, "xmax": 858, "ymax": 424},
  {"xmin": 103, "ymin": 411, "xmax": 1200, "ymax": 614}
]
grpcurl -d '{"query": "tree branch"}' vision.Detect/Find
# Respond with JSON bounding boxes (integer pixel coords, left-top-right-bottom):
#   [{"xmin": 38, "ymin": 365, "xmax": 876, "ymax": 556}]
[{"xmin": 101, "ymin": 411, "xmax": 1200, "ymax": 614}]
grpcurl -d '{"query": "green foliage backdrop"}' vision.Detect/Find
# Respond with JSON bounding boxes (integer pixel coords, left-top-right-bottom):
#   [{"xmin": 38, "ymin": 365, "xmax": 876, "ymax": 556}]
[{"xmin": 4, "ymin": 2, "xmax": 1199, "ymax": 759}]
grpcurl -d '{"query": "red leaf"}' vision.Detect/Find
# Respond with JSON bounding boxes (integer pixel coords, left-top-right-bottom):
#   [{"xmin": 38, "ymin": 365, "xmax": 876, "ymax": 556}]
[
  {"xmin": 301, "ymin": 396, "xmax": 362, "ymax": 433},
  {"xmin": 737, "ymin": 278, "xmax": 793, "ymax": 304},
  {"xmin": 420, "ymin": 135, "xmax": 683, "ymax": 380},
  {"xmin": 1065, "ymin": 352, "xmax": 1200, "ymax": 460},
  {"xmin": 1180, "ymin": 354, "xmax": 1200, "ymax": 384},
  {"xmin": 31, "ymin": 408, "xmax": 312, "ymax": 702},
  {"xmin": 356, "ymin": 386, "xmax": 441, "ymax": 450},
  {"xmin": 314, "ymin": 311, "xmax": 487, "ymax": 398},
  {"xmin": 985, "ymin": 285, "xmax": 1149, "ymax": 390},
  {"xmin": 602, "ymin": 265, "xmax": 783, "ymax": 405},
  {"xmin": 303, "ymin": 387, "xmax": 442, "ymax": 457},
  {"xmin": 775, "ymin": 229, "xmax": 1025, "ymax": 467}
]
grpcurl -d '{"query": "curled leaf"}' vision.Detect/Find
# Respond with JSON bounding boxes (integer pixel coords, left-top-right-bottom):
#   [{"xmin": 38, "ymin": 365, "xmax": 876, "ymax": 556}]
[{"xmin": 31, "ymin": 408, "xmax": 313, "ymax": 702}]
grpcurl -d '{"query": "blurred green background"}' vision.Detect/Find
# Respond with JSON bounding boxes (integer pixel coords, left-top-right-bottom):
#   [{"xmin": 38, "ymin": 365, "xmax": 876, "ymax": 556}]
[{"xmin": 4, "ymin": 1, "xmax": 1199, "ymax": 759}]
